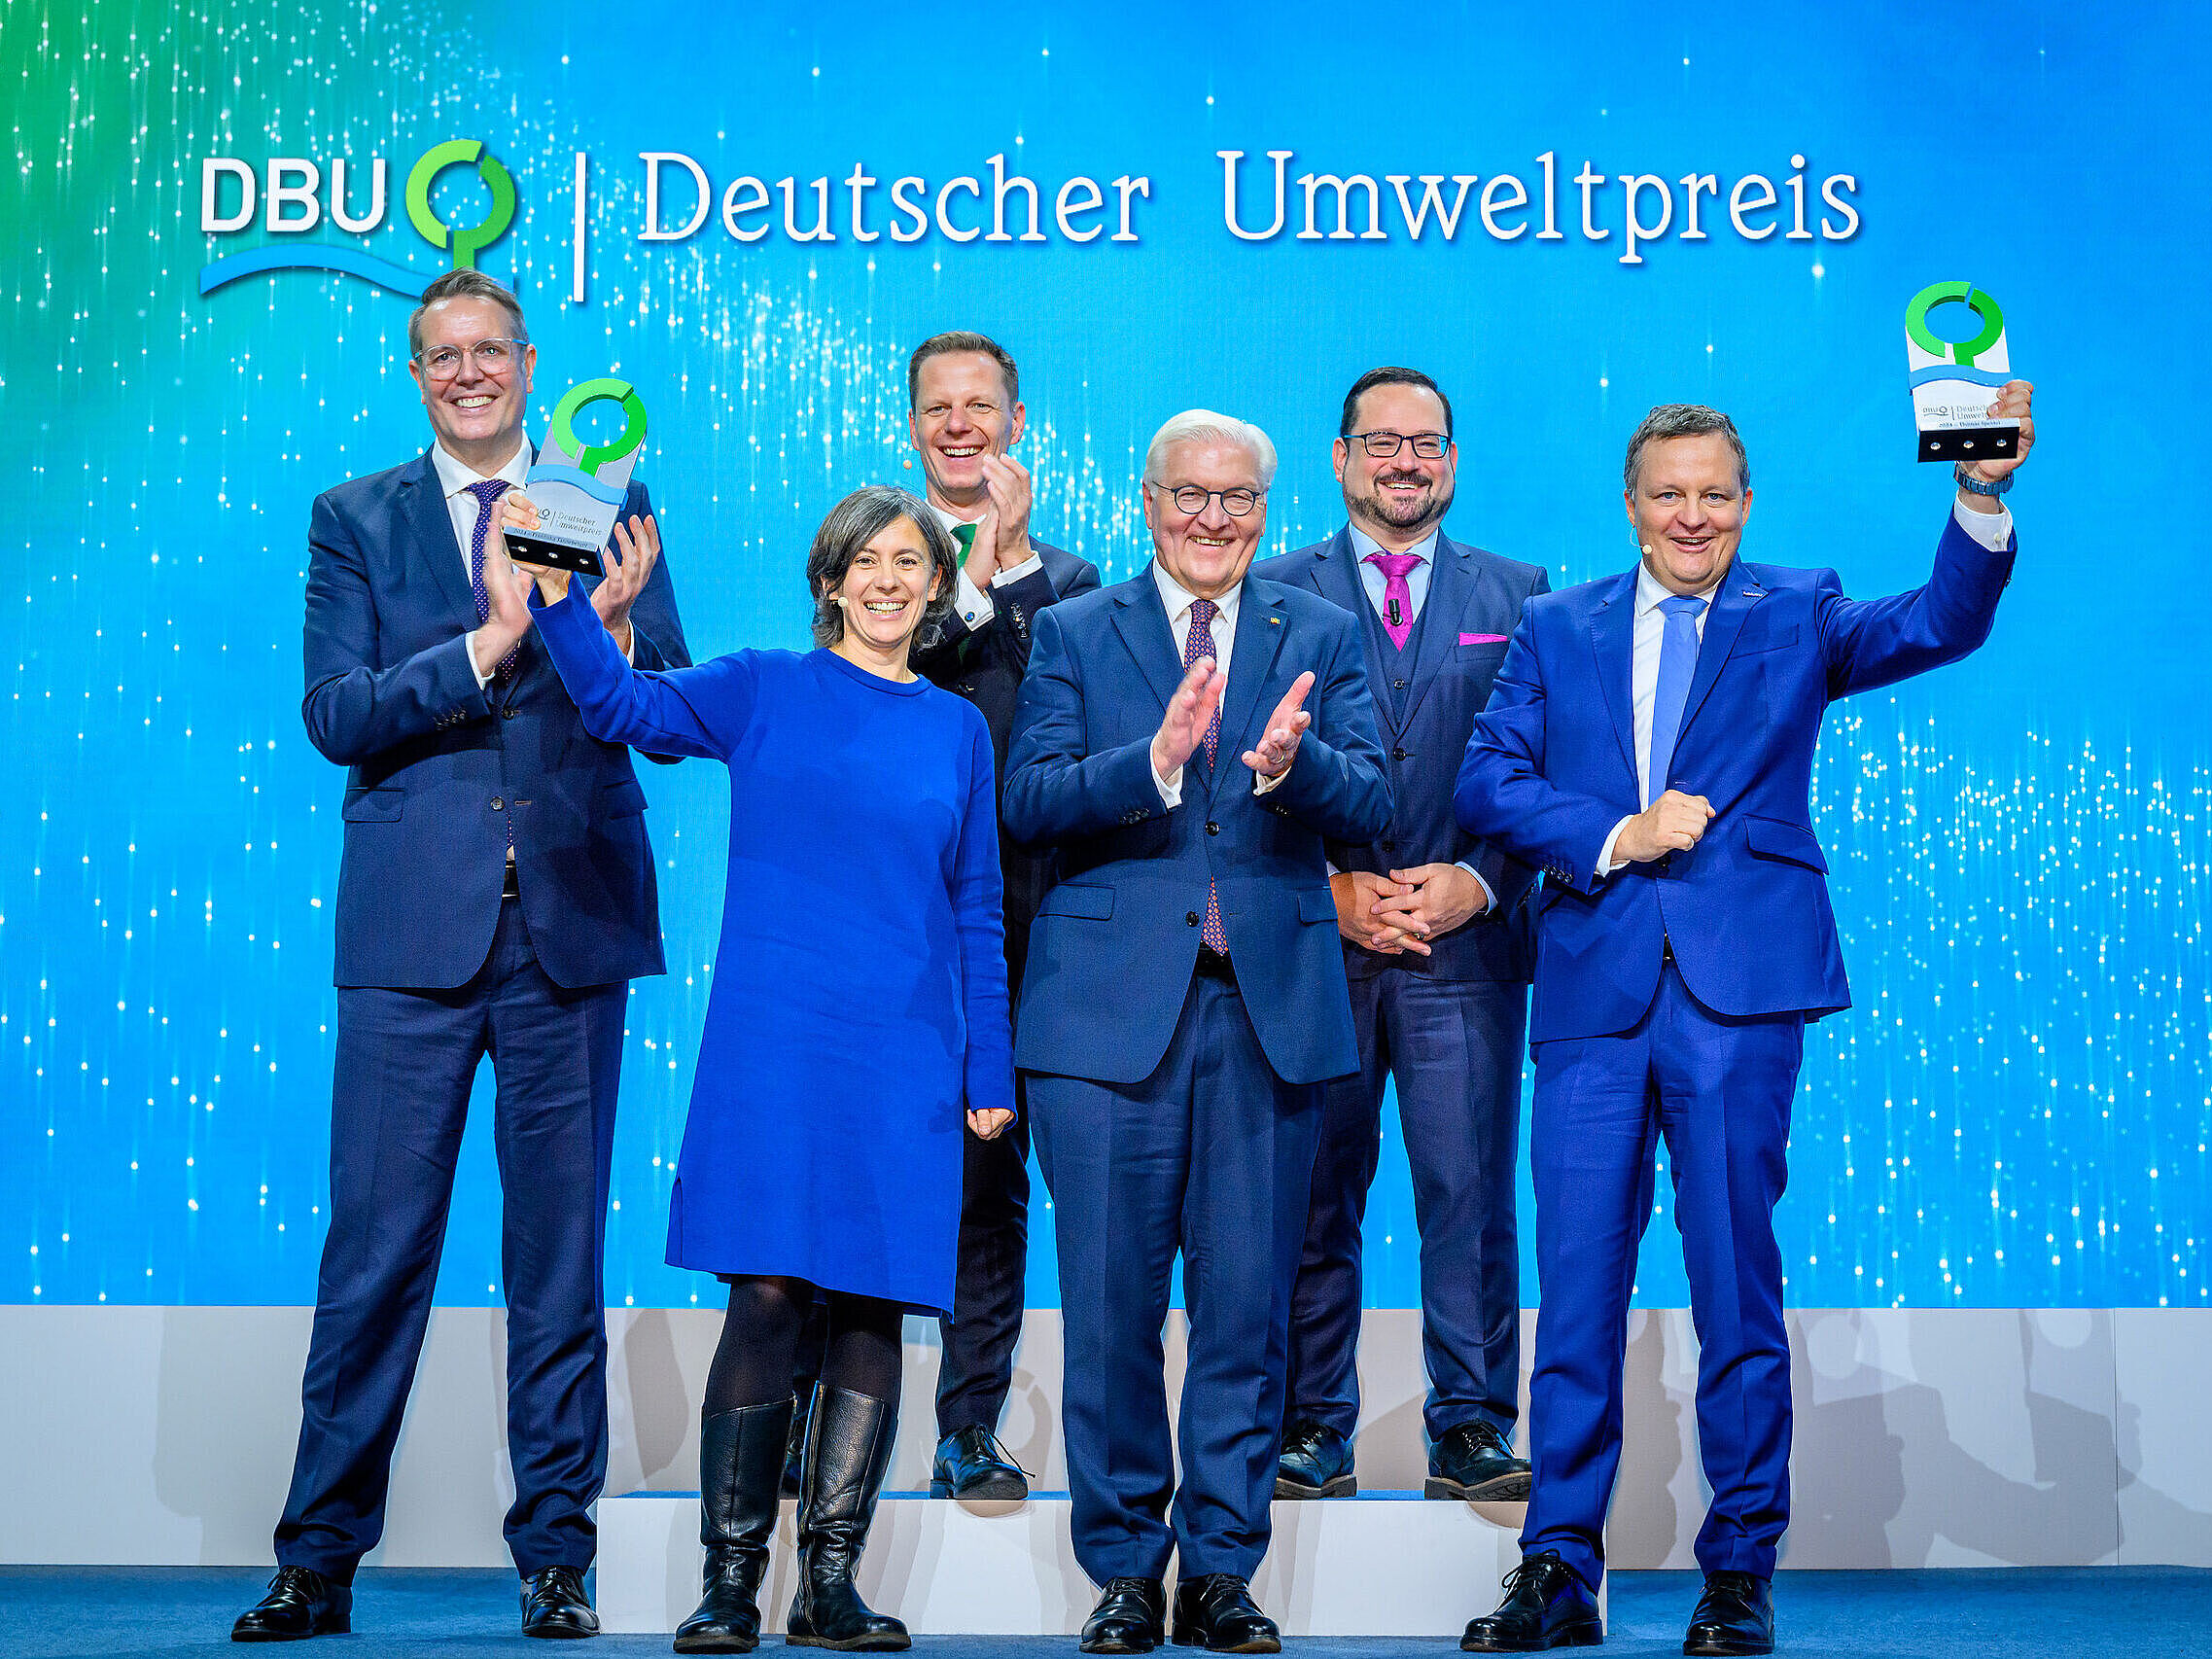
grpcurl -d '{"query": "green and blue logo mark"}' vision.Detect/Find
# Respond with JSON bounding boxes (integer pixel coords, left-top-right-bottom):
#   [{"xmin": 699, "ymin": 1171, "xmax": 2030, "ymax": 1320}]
[
  {"xmin": 197, "ymin": 139, "xmax": 515, "ymax": 300},
  {"xmin": 535, "ymin": 379, "xmax": 649, "ymax": 504}
]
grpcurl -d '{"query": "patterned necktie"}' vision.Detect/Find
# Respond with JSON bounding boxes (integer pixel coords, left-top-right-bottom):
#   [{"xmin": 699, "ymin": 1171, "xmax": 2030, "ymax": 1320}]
[
  {"xmin": 1363, "ymin": 550, "xmax": 1422, "ymax": 650},
  {"xmin": 464, "ymin": 477, "xmax": 519, "ymax": 682},
  {"xmin": 1646, "ymin": 593, "xmax": 1708, "ymax": 807},
  {"xmin": 1183, "ymin": 598, "xmax": 1229, "ymax": 952}
]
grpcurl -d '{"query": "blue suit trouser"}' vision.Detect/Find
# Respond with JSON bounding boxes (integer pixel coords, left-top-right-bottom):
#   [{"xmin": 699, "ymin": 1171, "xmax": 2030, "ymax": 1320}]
[
  {"xmin": 275, "ymin": 898, "xmax": 625, "ymax": 1580},
  {"xmin": 1287, "ymin": 968, "xmax": 1527, "ymax": 1442},
  {"xmin": 1522, "ymin": 962, "xmax": 1801, "ymax": 1586},
  {"xmin": 1031, "ymin": 973, "xmax": 1323, "ymax": 1583}
]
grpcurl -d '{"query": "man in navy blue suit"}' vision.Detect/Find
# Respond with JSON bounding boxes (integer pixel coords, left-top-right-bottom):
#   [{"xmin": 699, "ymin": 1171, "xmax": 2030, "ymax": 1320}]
[
  {"xmin": 1004, "ymin": 409, "xmax": 1390, "ymax": 1654},
  {"xmin": 1254, "ymin": 368, "xmax": 1548, "ymax": 1506},
  {"xmin": 232, "ymin": 269, "xmax": 689, "ymax": 1643},
  {"xmin": 1456, "ymin": 390, "xmax": 2033, "ymax": 1655}
]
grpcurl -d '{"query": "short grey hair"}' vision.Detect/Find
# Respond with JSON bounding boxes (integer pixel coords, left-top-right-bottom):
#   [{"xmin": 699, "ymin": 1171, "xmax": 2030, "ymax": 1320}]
[
  {"xmin": 1143, "ymin": 408, "xmax": 1279, "ymax": 490},
  {"xmin": 805, "ymin": 485, "xmax": 960, "ymax": 649},
  {"xmin": 1623, "ymin": 404, "xmax": 1750, "ymax": 494},
  {"xmin": 407, "ymin": 268, "xmax": 528, "ymax": 359}
]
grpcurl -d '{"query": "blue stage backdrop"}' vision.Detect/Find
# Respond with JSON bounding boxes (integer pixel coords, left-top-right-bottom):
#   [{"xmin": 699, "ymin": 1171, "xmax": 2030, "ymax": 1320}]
[{"xmin": 2, "ymin": 0, "xmax": 2204, "ymax": 1312}]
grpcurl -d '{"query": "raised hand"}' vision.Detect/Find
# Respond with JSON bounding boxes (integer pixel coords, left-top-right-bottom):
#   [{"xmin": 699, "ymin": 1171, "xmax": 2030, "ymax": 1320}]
[
  {"xmin": 979, "ymin": 451, "xmax": 1035, "ymax": 569},
  {"xmin": 472, "ymin": 506, "xmax": 536, "ymax": 679},
  {"xmin": 1152, "ymin": 657, "xmax": 1226, "ymax": 781},
  {"xmin": 1614, "ymin": 789, "xmax": 1716, "ymax": 865},
  {"xmin": 1962, "ymin": 379, "xmax": 2035, "ymax": 484},
  {"xmin": 497, "ymin": 491, "xmax": 569, "ymax": 604},
  {"xmin": 592, "ymin": 513, "xmax": 660, "ymax": 655},
  {"xmin": 1242, "ymin": 670, "xmax": 1316, "ymax": 777}
]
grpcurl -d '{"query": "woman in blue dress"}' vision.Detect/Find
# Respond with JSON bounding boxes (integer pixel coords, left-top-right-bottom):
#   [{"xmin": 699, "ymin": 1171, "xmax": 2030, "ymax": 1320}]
[{"xmin": 500, "ymin": 485, "xmax": 1015, "ymax": 1653}]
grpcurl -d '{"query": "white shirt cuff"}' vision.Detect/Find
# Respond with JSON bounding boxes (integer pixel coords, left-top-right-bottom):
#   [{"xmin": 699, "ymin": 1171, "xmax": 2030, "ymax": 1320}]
[
  {"xmin": 466, "ymin": 627, "xmax": 494, "ymax": 689},
  {"xmin": 1155, "ymin": 761, "xmax": 1183, "ymax": 808},
  {"xmin": 1456, "ymin": 860, "xmax": 1496, "ymax": 912},
  {"xmin": 955, "ymin": 569, "xmax": 995, "ymax": 630},
  {"xmin": 1252, "ymin": 764, "xmax": 1289, "ymax": 796},
  {"xmin": 992, "ymin": 550, "xmax": 1044, "ymax": 586},
  {"xmin": 1953, "ymin": 496, "xmax": 2015, "ymax": 549},
  {"xmin": 1597, "ymin": 817, "xmax": 1633, "ymax": 879}
]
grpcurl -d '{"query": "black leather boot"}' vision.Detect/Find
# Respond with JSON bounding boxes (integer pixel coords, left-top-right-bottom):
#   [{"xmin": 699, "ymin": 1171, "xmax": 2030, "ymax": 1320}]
[
  {"xmin": 674, "ymin": 1396, "xmax": 793, "ymax": 1653},
  {"xmin": 785, "ymin": 1385, "xmax": 910, "ymax": 1651}
]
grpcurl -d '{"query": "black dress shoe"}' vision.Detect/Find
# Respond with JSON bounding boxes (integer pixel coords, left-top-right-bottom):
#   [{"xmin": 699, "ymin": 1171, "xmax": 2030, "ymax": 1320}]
[
  {"xmin": 1684, "ymin": 1571, "xmax": 1772, "ymax": 1656},
  {"xmin": 1275, "ymin": 1419, "xmax": 1355, "ymax": 1499},
  {"xmin": 1082, "ymin": 1576, "xmax": 1168, "ymax": 1653},
  {"xmin": 930, "ymin": 1424, "xmax": 1030, "ymax": 1500},
  {"xmin": 1426, "ymin": 1421, "xmax": 1532, "ymax": 1502},
  {"xmin": 1460, "ymin": 1552, "xmax": 1600, "ymax": 1652},
  {"xmin": 1170, "ymin": 1574, "xmax": 1280, "ymax": 1654},
  {"xmin": 231, "ymin": 1566, "xmax": 352, "ymax": 1641},
  {"xmin": 520, "ymin": 1566, "xmax": 599, "ymax": 1640}
]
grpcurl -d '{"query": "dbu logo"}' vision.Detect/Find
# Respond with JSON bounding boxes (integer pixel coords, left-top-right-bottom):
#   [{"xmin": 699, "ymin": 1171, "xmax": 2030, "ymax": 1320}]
[{"xmin": 198, "ymin": 139, "xmax": 515, "ymax": 300}]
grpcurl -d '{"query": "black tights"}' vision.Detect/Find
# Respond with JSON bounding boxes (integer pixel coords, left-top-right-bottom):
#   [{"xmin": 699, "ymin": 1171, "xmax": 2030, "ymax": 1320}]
[{"xmin": 702, "ymin": 1275, "xmax": 904, "ymax": 1417}]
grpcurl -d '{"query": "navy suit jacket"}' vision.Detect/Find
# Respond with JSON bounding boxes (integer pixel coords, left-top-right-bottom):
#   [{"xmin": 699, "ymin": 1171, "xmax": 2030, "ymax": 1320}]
[
  {"xmin": 1255, "ymin": 527, "xmax": 1549, "ymax": 985},
  {"xmin": 301, "ymin": 449, "xmax": 690, "ymax": 991},
  {"xmin": 913, "ymin": 540, "xmax": 1101, "ymax": 992},
  {"xmin": 1457, "ymin": 512, "xmax": 2015, "ymax": 1043},
  {"xmin": 1002, "ymin": 567, "xmax": 1392, "ymax": 1086}
]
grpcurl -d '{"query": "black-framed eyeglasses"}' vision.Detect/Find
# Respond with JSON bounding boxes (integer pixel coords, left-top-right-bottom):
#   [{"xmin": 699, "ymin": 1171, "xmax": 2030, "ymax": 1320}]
[
  {"xmin": 413, "ymin": 337, "xmax": 529, "ymax": 380},
  {"xmin": 1160, "ymin": 484, "xmax": 1264, "ymax": 517},
  {"xmin": 1350, "ymin": 431, "xmax": 1450, "ymax": 460}
]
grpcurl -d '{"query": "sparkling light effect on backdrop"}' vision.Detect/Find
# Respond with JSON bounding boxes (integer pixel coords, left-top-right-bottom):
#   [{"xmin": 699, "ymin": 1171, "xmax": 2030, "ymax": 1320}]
[{"xmin": 3, "ymin": 0, "xmax": 2205, "ymax": 1310}]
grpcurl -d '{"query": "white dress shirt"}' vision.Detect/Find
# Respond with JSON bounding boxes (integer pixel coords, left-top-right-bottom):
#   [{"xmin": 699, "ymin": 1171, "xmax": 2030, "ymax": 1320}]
[
  {"xmin": 1147, "ymin": 562, "xmax": 1286, "ymax": 807},
  {"xmin": 1594, "ymin": 498, "xmax": 2017, "ymax": 876},
  {"xmin": 930, "ymin": 500, "xmax": 1045, "ymax": 632}
]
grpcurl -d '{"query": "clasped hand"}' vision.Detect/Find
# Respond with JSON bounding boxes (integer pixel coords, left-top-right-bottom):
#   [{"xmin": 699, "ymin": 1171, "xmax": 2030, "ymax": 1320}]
[
  {"xmin": 966, "ymin": 1108, "xmax": 1014, "ymax": 1141},
  {"xmin": 1615, "ymin": 789, "xmax": 1716, "ymax": 865},
  {"xmin": 1333, "ymin": 864, "xmax": 1489, "ymax": 956}
]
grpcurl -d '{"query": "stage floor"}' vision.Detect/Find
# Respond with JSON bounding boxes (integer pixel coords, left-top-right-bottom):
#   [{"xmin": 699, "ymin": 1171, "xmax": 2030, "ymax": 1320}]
[{"xmin": 2, "ymin": 1568, "xmax": 2208, "ymax": 1658}]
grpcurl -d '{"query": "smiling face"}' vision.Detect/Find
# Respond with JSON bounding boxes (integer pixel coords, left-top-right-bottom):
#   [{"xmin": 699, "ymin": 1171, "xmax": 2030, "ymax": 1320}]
[
  {"xmin": 408, "ymin": 294, "xmax": 534, "ymax": 467},
  {"xmin": 1625, "ymin": 433, "xmax": 1752, "ymax": 596},
  {"xmin": 908, "ymin": 351, "xmax": 1025, "ymax": 512},
  {"xmin": 825, "ymin": 515, "xmax": 944, "ymax": 659},
  {"xmin": 1334, "ymin": 380, "xmax": 1457, "ymax": 544},
  {"xmin": 1143, "ymin": 437, "xmax": 1268, "ymax": 601}
]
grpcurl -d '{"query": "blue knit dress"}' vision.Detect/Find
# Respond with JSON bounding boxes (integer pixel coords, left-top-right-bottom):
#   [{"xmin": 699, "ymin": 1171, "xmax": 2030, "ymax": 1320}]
[{"xmin": 531, "ymin": 583, "xmax": 1014, "ymax": 1312}]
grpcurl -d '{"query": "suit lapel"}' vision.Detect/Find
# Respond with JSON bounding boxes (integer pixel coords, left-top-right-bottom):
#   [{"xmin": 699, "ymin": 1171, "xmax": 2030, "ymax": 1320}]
[
  {"xmin": 1399, "ymin": 537, "xmax": 1469, "ymax": 729},
  {"xmin": 1589, "ymin": 569, "xmax": 1640, "ymax": 795},
  {"xmin": 1111, "ymin": 571, "xmax": 1188, "ymax": 718},
  {"xmin": 398, "ymin": 449, "xmax": 486, "ymax": 636},
  {"xmin": 1212, "ymin": 582, "xmax": 1289, "ymax": 798},
  {"xmin": 1315, "ymin": 530, "xmax": 1400, "ymax": 736},
  {"xmin": 1677, "ymin": 566, "xmax": 1766, "ymax": 742}
]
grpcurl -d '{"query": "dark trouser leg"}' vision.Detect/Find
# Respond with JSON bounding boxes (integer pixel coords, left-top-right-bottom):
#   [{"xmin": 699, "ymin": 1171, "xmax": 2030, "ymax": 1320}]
[
  {"xmin": 485, "ymin": 904, "xmax": 626, "ymax": 1577},
  {"xmin": 1172, "ymin": 976, "xmax": 1323, "ymax": 1580},
  {"xmin": 1282, "ymin": 971, "xmax": 1388, "ymax": 1438},
  {"xmin": 1650, "ymin": 971, "xmax": 1800, "ymax": 1580},
  {"xmin": 935, "ymin": 1072, "xmax": 1032, "ymax": 1437},
  {"xmin": 1030, "ymin": 1045, "xmax": 1189, "ymax": 1585},
  {"xmin": 1519, "ymin": 992, "xmax": 1661, "ymax": 1590},
  {"xmin": 273, "ymin": 934, "xmax": 495, "ymax": 1580},
  {"xmin": 1392, "ymin": 974, "xmax": 1529, "ymax": 1440}
]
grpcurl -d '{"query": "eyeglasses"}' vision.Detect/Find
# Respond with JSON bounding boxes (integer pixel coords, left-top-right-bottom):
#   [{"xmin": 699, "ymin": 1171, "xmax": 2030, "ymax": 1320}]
[
  {"xmin": 1350, "ymin": 431, "xmax": 1450, "ymax": 460},
  {"xmin": 414, "ymin": 337, "xmax": 528, "ymax": 380},
  {"xmin": 1159, "ymin": 484, "xmax": 1264, "ymax": 517}
]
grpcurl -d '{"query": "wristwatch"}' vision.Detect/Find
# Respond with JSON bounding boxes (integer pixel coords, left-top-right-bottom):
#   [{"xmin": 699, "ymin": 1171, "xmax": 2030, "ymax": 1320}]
[{"xmin": 1953, "ymin": 462, "xmax": 2013, "ymax": 497}]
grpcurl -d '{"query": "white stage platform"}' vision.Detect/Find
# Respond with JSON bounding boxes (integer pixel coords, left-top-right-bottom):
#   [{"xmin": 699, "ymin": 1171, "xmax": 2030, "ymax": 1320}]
[{"xmin": 599, "ymin": 1491, "xmax": 1544, "ymax": 1637}]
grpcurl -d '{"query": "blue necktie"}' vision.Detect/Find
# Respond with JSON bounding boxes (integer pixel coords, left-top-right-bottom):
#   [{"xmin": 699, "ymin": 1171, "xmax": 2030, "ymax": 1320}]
[
  {"xmin": 465, "ymin": 477, "xmax": 519, "ymax": 682},
  {"xmin": 1645, "ymin": 593, "xmax": 1707, "ymax": 807}
]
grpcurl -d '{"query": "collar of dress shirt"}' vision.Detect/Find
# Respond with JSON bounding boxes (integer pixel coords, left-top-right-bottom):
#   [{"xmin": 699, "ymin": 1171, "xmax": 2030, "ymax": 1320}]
[
  {"xmin": 431, "ymin": 436, "xmax": 532, "ymax": 500},
  {"xmin": 926, "ymin": 497, "xmax": 984, "ymax": 535},
  {"xmin": 1150, "ymin": 559, "xmax": 1243, "ymax": 635},
  {"xmin": 1633, "ymin": 555, "xmax": 1727, "ymax": 618},
  {"xmin": 1346, "ymin": 523, "xmax": 1440, "ymax": 568}
]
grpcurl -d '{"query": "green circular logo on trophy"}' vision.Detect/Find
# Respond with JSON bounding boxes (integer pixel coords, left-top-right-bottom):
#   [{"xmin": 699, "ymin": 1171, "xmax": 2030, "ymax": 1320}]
[
  {"xmin": 508, "ymin": 377, "xmax": 651, "ymax": 578},
  {"xmin": 1904, "ymin": 282, "xmax": 2018, "ymax": 463}
]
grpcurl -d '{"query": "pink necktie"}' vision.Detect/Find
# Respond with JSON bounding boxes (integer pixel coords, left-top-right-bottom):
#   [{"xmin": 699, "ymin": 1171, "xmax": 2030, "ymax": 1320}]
[{"xmin": 1364, "ymin": 550, "xmax": 1422, "ymax": 651}]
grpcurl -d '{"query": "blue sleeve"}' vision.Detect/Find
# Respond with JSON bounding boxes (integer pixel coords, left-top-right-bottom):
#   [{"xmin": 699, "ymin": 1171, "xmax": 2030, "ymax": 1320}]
[
  {"xmin": 530, "ymin": 580, "xmax": 754, "ymax": 761},
  {"xmin": 300, "ymin": 491, "xmax": 490, "ymax": 765},
  {"xmin": 1457, "ymin": 600, "xmax": 1620, "ymax": 896},
  {"xmin": 1001, "ymin": 604, "xmax": 1167, "ymax": 846},
  {"xmin": 1457, "ymin": 562, "xmax": 1552, "ymax": 914},
  {"xmin": 953, "ymin": 712, "xmax": 1016, "ymax": 1120},
  {"xmin": 1818, "ymin": 512, "xmax": 2017, "ymax": 700},
  {"xmin": 1267, "ymin": 609, "xmax": 1392, "ymax": 841}
]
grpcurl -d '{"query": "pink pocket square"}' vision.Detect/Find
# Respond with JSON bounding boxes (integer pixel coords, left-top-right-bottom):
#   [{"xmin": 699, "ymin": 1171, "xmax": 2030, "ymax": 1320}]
[{"xmin": 1459, "ymin": 632, "xmax": 1509, "ymax": 646}]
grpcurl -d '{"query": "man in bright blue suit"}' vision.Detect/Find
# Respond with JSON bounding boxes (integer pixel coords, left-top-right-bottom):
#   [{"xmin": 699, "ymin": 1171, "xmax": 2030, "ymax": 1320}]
[
  {"xmin": 1004, "ymin": 409, "xmax": 1391, "ymax": 1654},
  {"xmin": 1455, "ymin": 391, "xmax": 2033, "ymax": 1656},
  {"xmin": 1255, "ymin": 367, "xmax": 1548, "ymax": 1507},
  {"xmin": 232, "ymin": 270, "xmax": 689, "ymax": 1644}
]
